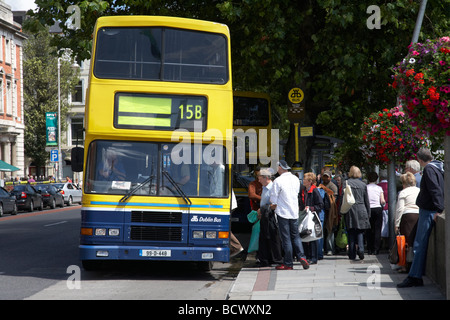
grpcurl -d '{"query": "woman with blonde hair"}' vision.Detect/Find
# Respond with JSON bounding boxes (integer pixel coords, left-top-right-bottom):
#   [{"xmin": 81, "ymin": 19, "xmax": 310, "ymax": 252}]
[
  {"xmin": 299, "ymin": 172, "xmax": 324, "ymax": 264},
  {"xmin": 343, "ymin": 166, "xmax": 371, "ymax": 260},
  {"xmin": 395, "ymin": 172, "xmax": 420, "ymax": 252}
]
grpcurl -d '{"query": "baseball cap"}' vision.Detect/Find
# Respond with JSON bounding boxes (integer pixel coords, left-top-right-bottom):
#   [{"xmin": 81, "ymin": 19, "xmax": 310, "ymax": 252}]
[
  {"xmin": 277, "ymin": 160, "xmax": 291, "ymax": 170},
  {"xmin": 323, "ymin": 171, "xmax": 332, "ymax": 177}
]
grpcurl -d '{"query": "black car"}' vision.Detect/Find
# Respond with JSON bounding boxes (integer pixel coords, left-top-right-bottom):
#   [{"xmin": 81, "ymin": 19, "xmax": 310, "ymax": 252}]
[
  {"xmin": 35, "ymin": 184, "xmax": 64, "ymax": 209},
  {"xmin": 10, "ymin": 184, "xmax": 44, "ymax": 212},
  {"xmin": 0, "ymin": 186, "xmax": 17, "ymax": 216}
]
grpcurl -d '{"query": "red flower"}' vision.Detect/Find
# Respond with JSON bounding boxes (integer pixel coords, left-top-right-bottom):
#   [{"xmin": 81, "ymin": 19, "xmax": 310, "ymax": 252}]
[
  {"xmin": 430, "ymin": 92, "xmax": 440, "ymax": 101},
  {"xmin": 414, "ymin": 72, "xmax": 424, "ymax": 80},
  {"xmin": 426, "ymin": 105, "xmax": 435, "ymax": 113},
  {"xmin": 422, "ymin": 99, "xmax": 431, "ymax": 107},
  {"xmin": 406, "ymin": 69, "xmax": 415, "ymax": 77}
]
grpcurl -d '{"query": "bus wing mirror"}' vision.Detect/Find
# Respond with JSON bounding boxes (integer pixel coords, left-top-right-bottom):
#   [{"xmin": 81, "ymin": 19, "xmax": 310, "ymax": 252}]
[{"xmin": 71, "ymin": 147, "xmax": 84, "ymax": 172}]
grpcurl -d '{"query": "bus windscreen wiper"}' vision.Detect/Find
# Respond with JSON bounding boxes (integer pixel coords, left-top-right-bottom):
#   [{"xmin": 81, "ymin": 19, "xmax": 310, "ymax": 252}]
[
  {"xmin": 119, "ymin": 175, "xmax": 155, "ymax": 203},
  {"xmin": 162, "ymin": 170, "xmax": 192, "ymax": 206}
]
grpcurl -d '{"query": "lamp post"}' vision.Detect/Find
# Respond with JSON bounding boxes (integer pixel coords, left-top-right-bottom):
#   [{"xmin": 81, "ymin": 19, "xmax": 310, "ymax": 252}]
[
  {"xmin": 57, "ymin": 57, "xmax": 80, "ymax": 182},
  {"xmin": 57, "ymin": 57, "xmax": 62, "ymax": 182}
]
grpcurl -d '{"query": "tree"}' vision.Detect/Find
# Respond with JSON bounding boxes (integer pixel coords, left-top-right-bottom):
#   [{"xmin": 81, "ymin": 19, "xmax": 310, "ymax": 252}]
[
  {"xmin": 25, "ymin": 0, "xmax": 450, "ymax": 169},
  {"xmin": 23, "ymin": 29, "xmax": 79, "ymax": 175}
]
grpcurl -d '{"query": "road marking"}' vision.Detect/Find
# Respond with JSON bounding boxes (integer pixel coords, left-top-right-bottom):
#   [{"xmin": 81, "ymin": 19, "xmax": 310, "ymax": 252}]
[{"xmin": 44, "ymin": 221, "xmax": 68, "ymax": 227}]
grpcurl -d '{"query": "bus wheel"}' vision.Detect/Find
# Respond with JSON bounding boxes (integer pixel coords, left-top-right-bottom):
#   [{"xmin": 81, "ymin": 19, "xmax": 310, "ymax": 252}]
[
  {"xmin": 197, "ymin": 261, "xmax": 213, "ymax": 272},
  {"xmin": 82, "ymin": 260, "xmax": 103, "ymax": 271}
]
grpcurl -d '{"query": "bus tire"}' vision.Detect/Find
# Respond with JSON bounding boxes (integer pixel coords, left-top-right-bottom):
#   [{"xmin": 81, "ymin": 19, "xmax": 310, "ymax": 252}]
[
  {"xmin": 197, "ymin": 261, "xmax": 213, "ymax": 272},
  {"xmin": 82, "ymin": 260, "xmax": 102, "ymax": 271}
]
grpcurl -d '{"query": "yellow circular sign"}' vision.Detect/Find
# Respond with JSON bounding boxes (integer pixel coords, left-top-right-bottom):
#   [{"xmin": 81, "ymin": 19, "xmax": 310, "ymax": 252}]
[{"xmin": 288, "ymin": 88, "xmax": 304, "ymax": 104}]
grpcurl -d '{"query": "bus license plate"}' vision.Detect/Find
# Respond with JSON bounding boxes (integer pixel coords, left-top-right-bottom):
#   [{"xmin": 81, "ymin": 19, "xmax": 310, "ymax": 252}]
[{"xmin": 140, "ymin": 250, "xmax": 171, "ymax": 257}]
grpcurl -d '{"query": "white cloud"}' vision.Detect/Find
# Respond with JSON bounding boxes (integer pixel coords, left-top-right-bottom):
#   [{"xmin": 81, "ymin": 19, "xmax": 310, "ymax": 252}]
[{"xmin": 4, "ymin": 0, "xmax": 37, "ymax": 11}]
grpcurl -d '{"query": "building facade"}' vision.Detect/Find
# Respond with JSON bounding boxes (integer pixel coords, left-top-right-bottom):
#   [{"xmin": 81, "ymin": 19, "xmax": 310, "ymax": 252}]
[{"xmin": 0, "ymin": 1, "xmax": 26, "ymax": 179}]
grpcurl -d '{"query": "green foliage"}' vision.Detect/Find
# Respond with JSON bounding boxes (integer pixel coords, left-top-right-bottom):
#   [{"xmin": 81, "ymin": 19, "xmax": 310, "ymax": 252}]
[
  {"xmin": 24, "ymin": 0, "xmax": 450, "ymax": 168},
  {"xmin": 23, "ymin": 29, "xmax": 79, "ymax": 168}
]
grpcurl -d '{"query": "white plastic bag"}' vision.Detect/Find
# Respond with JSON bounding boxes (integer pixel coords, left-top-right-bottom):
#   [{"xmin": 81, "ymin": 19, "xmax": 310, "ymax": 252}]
[
  {"xmin": 340, "ymin": 181, "xmax": 355, "ymax": 213},
  {"xmin": 299, "ymin": 208, "xmax": 323, "ymax": 242}
]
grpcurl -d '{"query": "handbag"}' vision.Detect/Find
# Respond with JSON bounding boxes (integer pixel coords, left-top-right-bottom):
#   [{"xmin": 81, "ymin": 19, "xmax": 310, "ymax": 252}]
[
  {"xmin": 397, "ymin": 235, "xmax": 406, "ymax": 267},
  {"xmin": 340, "ymin": 181, "xmax": 355, "ymax": 214},
  {"xmin": 247, "ymin": 210, "xmax": 260, "ymax": 253},
  {"xmin": 389, "ymin": 237, "xmax": 399, "ymax": 264},
  {"xmin": 299, "ymin": 208, "xmax": 323, "ymax": 242},
  {"xmin": 335, "ymin": 218, "xmax": 348, "ymax": 249}
]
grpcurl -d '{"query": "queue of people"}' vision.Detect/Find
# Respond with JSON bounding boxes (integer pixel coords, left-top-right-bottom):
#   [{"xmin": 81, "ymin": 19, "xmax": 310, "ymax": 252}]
[{"xmin": 241, "ymin": 147, "xmax": 445, "ymax": 290}]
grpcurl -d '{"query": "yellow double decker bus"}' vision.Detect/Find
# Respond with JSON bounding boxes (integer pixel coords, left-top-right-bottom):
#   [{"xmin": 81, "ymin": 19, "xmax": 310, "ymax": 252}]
[
  {"xmin": 77, "ymin": 16, "xmax": 233, "ymax": 270},
  {"xmin": 231, "ymin": 91, "xmax": 272, "ymax": 223}
]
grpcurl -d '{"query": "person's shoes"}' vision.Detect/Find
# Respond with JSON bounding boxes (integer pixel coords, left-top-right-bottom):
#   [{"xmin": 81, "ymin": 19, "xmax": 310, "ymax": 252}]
[
  {"xmin": 275, "ymin": 264, "xmax": 293, "ymax": 270},
  {"xmin": 357, "ymin": 251, "xmax": 364, "ymax": 260},
  {"xmin": 299, "ymin": 258, "xmax": 310, "ymax": 270},
  {"xmin": 230, "ymin": 248, "xmax": 247, "ymax": 261},
  {"xmin": 397, "ymin": 276, "xmax": 424, "ymax": 288}
]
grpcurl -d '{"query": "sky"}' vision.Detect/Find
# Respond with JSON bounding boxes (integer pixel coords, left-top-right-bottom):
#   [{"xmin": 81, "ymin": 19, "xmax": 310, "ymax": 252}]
[{"xmin": 4, "ymin": 0, "xmax": 37, "ymax": 11}]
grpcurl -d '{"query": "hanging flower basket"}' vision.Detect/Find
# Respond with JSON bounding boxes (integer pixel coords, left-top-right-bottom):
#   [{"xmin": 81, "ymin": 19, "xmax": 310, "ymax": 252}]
[
  {"xmin": 392, "ymin": 36, "xmax": 450, "ymax": 146},
  {"xmin": 360, "ymin": 106, "xmax": 428, "ymax": 167}
]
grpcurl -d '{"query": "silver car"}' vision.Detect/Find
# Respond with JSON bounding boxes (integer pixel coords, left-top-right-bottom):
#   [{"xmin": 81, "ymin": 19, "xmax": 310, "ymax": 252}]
[{"xmin": 53, "ymin": 182, "xmax": 82, "ymax": 206}]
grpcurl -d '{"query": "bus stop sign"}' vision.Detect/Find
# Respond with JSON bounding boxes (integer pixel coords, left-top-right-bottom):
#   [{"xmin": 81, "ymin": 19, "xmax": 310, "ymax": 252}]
[
  {"xmin": 288, "ymin": 88, "xmax": 304, "ymax": 104},
  {"xmin": 288, "ymin": 87, "xmax": 305, "ymax": 122}
]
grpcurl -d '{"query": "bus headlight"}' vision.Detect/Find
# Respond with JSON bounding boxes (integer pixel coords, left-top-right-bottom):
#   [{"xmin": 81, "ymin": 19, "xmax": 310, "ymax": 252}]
[
  {"xmin": 205, "ymin": 231, "xmax": 216, "ymax": 239},
  {"xmin": 108, "ymin": 228, "xmax": 120, "ymax": 236},
  {"xmin": 193, "ymin": 231, "xmax": 204, "ymax": 239},
  {"xmin": 95, "ymin": 228, "xmax": 107, "ymax": 236}
]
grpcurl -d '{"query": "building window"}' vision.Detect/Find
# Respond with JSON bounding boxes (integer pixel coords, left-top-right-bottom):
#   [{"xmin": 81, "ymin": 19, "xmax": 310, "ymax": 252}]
[
  {"xmin": 71, "ymin": 118, "xmax": 84, "ymax": 146},
  {"xmin": 5, "ymin": 39, "xmax": 11, "ymax": 64},
  {"xmin": 6, "ymin": 80, "xmax": 12, "ymax": 115},
  {"xmin": 0, "ymin": 36, "xmax": 3, "ymax": 62},
  {"xmin": 72, "ymin": 80, "xmax": 83, "ymax": 103},
  {"xmin": 0, "ymin": 79, "xmax": 3, "ymax": 114}
]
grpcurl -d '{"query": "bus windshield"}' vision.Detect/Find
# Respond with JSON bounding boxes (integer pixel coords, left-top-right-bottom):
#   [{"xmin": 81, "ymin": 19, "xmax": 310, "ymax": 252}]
[
  {"xmin": 93, "ymin": 27, "xmax": 228, "ymax": 84},
  {"xmin": 85, "ymin": 140, "xmax": 227, "ymax": 198}
]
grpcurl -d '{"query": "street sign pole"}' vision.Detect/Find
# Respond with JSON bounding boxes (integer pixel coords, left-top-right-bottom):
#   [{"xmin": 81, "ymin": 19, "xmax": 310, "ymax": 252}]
[
  {"xmin": 294, "ymin": 123, "xmax": 299, "ymax": 163},
  {"xmin": 288, "ymin": 87, "xmax": 305, "ymax": 177}
]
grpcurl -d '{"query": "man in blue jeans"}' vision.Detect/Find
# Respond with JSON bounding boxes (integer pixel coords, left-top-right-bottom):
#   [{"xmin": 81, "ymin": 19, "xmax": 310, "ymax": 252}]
[
  {"xmin": 270, "ymin": 160, "xmax": 309, "ymax": 270},
  {"xmin": 397, "ymin": 148, "xmax": 444, "ymax": 288}
]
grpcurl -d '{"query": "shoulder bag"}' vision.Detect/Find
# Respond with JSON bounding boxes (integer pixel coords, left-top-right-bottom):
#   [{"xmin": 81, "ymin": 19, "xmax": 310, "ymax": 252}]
[{"xmin": 340, "ymin": 181, "xmax": 355, "ymax": 214}]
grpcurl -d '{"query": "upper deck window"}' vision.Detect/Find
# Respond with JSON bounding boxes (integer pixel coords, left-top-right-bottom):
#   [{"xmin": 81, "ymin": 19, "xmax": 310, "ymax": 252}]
[
  {"xmin": 233, "ymin": 96, "xmax": 270, "ymax": 127},
  {"xmin": 94, "ymin": 27, "xmax": 228, "ymax": 84}
]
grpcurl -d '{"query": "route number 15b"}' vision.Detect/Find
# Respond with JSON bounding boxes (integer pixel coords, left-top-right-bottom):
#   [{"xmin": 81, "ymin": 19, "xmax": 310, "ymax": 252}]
[{"xmin": 179, "ymin": 104, "xmax": 203, "ymax": 120}]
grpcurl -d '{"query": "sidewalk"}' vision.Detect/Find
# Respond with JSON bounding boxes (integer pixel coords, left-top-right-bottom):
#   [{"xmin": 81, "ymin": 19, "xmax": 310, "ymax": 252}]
[{"xmin": 227, "ymin": 252, "xmax": 445, "ymax": 300}]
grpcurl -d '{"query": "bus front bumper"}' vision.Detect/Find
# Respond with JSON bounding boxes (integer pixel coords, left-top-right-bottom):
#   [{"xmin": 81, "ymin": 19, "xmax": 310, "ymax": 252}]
[{"xmin": 79, "ymin": 245, "xmax": 229, "ymax": 262}]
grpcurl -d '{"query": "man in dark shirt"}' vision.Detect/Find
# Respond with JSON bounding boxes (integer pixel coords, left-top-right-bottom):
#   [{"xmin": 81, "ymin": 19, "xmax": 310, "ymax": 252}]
[{"xmin": 398, "ymin": 148, "xmax": 444, "ymax": 288}]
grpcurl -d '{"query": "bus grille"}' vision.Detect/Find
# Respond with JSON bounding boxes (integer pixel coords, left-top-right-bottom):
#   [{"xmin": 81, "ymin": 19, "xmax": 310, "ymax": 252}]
[
  {"xmin": 131, "ymin": 211, "xmax": 182, "ymax": 224},
  {"xmin": 130, "ymin": 226, "xmax": 182, "ymax": 242}
]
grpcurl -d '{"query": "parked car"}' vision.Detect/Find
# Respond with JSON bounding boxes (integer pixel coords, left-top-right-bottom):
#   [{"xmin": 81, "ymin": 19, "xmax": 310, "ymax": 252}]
[
  {"xmin": 10, "ymin": 184, "xmax": 44, "ymax": 212},
  {"xmin": 0, "ymin": 186, "xmax": 18, "ymax": 216},
  {"xmin": 52, "ymin": 182, "xmax": 82, "ymax": 206},
  {"xmin": 34, "ymin": 184, "xmax": 65, "ymax": 209}
]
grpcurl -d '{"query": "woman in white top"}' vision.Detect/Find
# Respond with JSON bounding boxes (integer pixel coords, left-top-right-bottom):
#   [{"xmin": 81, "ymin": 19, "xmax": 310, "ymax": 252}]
[
  {"xmin": 395, "ymin": 172, "xmax": 420, "ymax": 245},
  {"xmin": 366, "ymin": 172, "xmax": 386, "ymax": 255}
]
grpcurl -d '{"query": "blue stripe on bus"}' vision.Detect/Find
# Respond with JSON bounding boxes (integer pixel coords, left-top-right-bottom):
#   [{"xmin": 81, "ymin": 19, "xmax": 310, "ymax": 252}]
[{"xmin": 89, "ymin": 201, "xmax": 224, "ymax": 209}]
